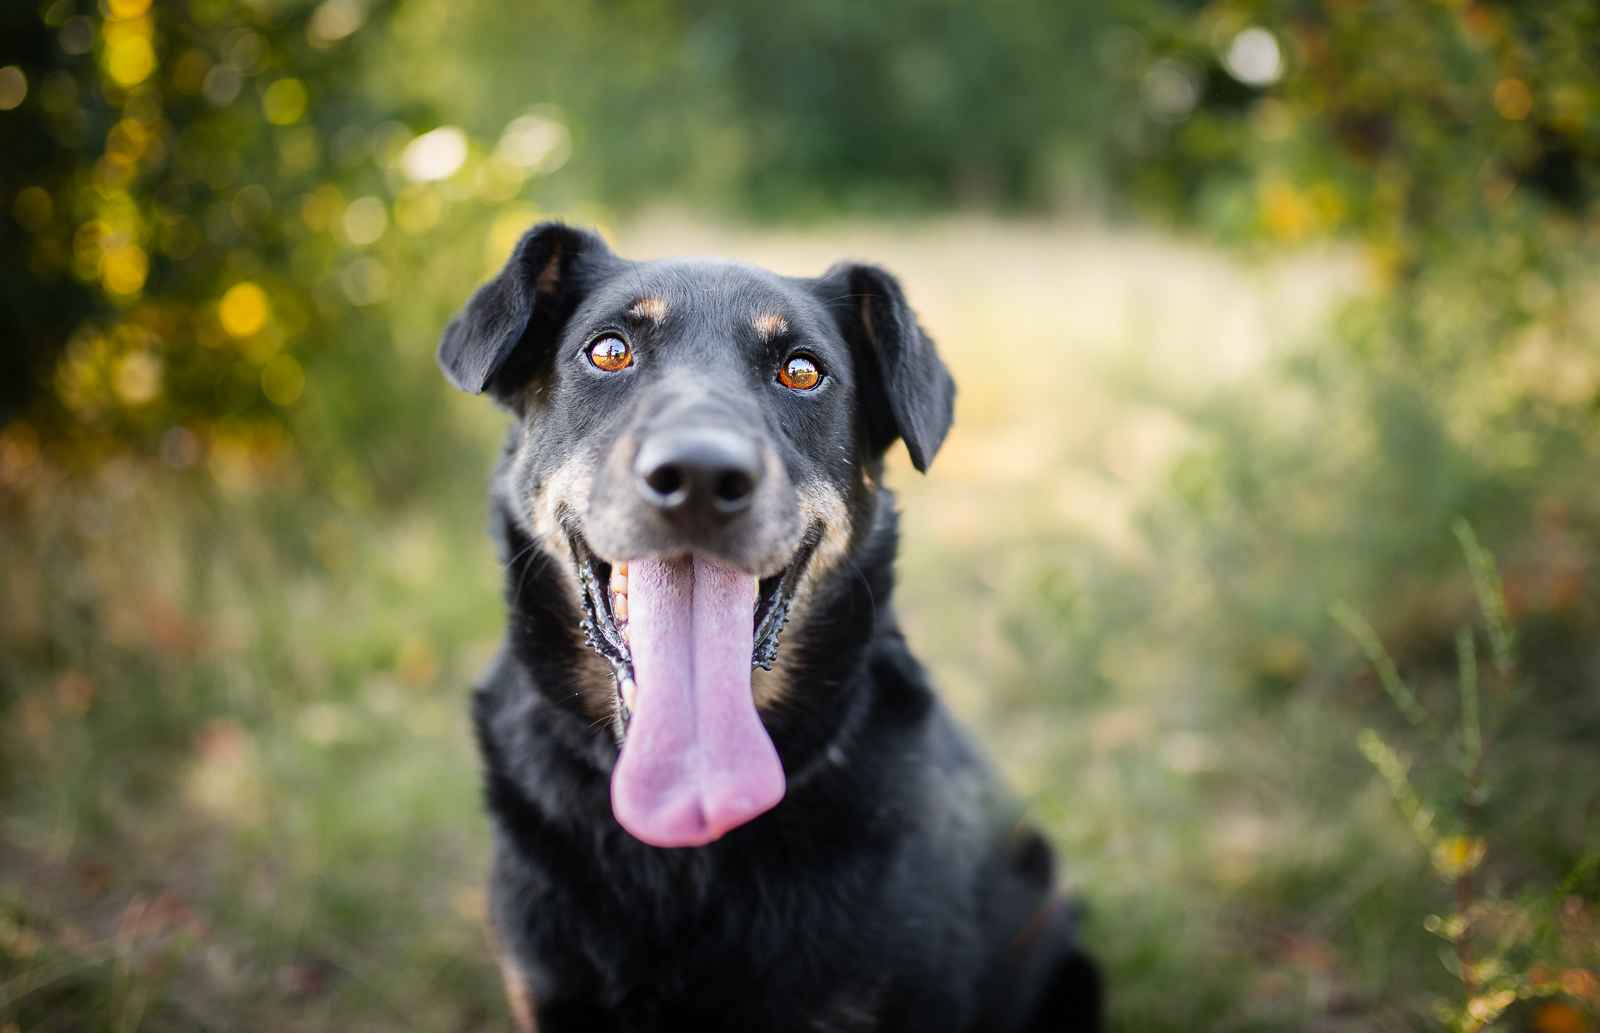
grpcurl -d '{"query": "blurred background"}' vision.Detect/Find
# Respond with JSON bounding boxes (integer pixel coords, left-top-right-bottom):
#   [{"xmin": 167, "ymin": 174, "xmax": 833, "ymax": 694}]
[{"xmin": 2, "ymin": 1, "xmax": 1597, "ymax": 1030}]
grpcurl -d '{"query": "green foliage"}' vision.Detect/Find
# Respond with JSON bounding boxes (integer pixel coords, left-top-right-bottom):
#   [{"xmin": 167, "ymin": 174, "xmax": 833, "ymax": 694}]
[
  {"xmin": 0, "ymin": 471, "xmax": 504, "ymax": 1032},
  {"xmin": 6, "ymin": 0, "xmax": 1600, "ymax": 485},
  {"xmin": 1133, "ymin": 3, "xmax": 1600, "ymax": 246},
  {"xmin": 1342, "ymin": 531, "xmax": 1598, "ymax": 1033},
  {"xmin": 1, "ymin": 0, "xmax": 555, "ymax": 503},
  {"xmin": 7, "ymin": 0, "xmax": 378, "ymax": 449},
  {"xmin": 1146, "ymin": 3, "xmax": 1600, "ymax": 521},
  {"xmin": 390, "ymin": 0, "xmax": 1124, "ymax": 214}
]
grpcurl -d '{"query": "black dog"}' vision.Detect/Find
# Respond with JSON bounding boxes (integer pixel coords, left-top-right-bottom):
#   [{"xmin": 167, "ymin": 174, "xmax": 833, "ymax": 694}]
[{"xmin": 439, "ymin": 222, "xmax": 1101, "ymax": 1032}]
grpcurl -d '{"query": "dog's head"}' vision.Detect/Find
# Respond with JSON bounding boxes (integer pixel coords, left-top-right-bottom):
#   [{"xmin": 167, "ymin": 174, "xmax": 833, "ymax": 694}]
[{"xmin": 440, "ymin": 222, "xmax": 953, "ymax": 847}]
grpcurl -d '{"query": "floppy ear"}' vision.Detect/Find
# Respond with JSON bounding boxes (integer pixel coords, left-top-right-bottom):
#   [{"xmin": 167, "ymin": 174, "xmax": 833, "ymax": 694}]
[
  {"xmin": 814, "ymin": 263, "xmax": 955, "ymax": 472},
  {"xmin": 438, "ymin": 221, "xmax": 616, "ymax": 398}
]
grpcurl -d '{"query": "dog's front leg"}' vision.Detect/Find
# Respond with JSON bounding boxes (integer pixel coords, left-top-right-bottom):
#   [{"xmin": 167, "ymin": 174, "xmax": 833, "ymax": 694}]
[{"xmin": 496, "ymin": 949, "xmax": 539, "ymax": 1033}]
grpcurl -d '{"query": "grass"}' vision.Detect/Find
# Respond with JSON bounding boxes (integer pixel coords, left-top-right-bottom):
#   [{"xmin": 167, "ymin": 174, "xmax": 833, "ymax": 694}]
[
  {"xmin": 2, "ymin": 217, "xmax": 1595, "ymax": 1032},
  {"xmin": 0, "ymin": 470, "xmax": 504, "ymax": 1032}
]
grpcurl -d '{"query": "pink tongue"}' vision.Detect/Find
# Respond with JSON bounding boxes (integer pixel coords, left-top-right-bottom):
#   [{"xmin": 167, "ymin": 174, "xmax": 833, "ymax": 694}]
[{"xmin": 610, "ymin": 555, "xmax": 786, "ymax": 847}]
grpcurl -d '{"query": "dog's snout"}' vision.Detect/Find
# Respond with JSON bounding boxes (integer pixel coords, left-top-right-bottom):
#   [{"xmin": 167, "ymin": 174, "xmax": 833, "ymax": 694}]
[{"xmin": 634, "ymin": 428, "xmax": 762, "ymax": 522}]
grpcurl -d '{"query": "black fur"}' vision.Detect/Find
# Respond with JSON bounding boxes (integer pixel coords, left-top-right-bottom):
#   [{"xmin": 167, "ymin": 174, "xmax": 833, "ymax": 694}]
[
  {"xmin": 812, "ymin": 261, "xmax": 956, "ymax": 473},
  {"xmin": 438, "ymin": 223, "xmax": 619, "ymax": 400},
  {"xmin": 444, "ymin": 223, "xmax": 1101, "ymax": 1032}
]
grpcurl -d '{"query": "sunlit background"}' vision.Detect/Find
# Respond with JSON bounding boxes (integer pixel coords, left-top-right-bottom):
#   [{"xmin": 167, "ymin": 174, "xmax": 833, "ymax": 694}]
[{"xmin": 2, "ymin": 1, "xmax": 1598, "ymax": 1031}]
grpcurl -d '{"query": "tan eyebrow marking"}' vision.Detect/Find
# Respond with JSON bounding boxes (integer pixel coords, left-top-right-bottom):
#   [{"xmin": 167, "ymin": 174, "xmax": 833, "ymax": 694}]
[
  {"xmin": 753, "ymin": 312, "xmax": 789, "ymax": 340},
  {"xmin": 627, "ymin": 296, "xmax": 667, "ymax": 323}
]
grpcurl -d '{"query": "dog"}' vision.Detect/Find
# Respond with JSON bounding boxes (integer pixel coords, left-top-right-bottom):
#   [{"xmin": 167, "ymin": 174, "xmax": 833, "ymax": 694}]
[{"xmin": 438, "ymin": 222, "xmax": 1101, "ymax": 1032}]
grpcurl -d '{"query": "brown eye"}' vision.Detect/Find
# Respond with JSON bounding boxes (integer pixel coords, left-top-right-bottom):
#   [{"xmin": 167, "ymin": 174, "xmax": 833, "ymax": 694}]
[
  {"xmin": 588, "ymin": 335, "xmax": 633, "ymax": 372},
  {"xmin": 778, "ymin": 354, "xmax": 821, "ymax": 391}
]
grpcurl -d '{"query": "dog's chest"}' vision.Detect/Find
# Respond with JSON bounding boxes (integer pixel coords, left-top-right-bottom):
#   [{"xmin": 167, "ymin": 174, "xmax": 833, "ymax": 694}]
[
  {"xmin": 607, "ymin": 970, "xmax": 892, "ymax": 1033},
  {"xmin": 525, "ymin": 843, "xmax": 960, "ymax": 1030}
]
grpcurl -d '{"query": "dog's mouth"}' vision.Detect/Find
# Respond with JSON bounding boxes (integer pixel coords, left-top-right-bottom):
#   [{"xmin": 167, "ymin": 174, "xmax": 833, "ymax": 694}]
[
  {"xmin": 572, "ymin": 530, "xmax": 820, "ymax": 727},
  {"xmin": 569, "ymin": 525, "xmax": 819, "ymax": 848}
]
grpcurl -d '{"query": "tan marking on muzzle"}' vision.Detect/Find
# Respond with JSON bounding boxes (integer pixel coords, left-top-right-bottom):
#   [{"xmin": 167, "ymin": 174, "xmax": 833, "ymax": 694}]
[
  {"xmin": 525, "ymin": 453, "xmax": 623, "ymax": 719},
  {"xmin": 628, "ymin": 296, "xmax": 668, "ymax": 323},
  {"xmin": 528, "ymin": 454, "xmax": 592, "ymax": 572},
  {"xmin": 752, "ymin": 312, "xmax": 789, "ymax": 340},
  {"xmin": 750, "ymin": 480, "xmax": 852, "ymax": 710},
  {"xmin": 798, "ymin": 480, "xmax": 852, "ymax": 583}
]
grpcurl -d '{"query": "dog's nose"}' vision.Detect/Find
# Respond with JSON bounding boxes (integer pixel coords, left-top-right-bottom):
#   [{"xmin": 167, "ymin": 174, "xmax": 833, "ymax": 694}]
[{"xmin": 634, "ymin": 428, "xmax": 762, "ymax": 522}]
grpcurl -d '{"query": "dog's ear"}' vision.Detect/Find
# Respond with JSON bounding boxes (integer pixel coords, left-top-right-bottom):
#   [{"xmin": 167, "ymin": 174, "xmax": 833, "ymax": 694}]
[
  {"xmin": 438, "ymin": 221, "xmax": 616, "ymax": 399},
  {"xmin": 813, "ymin": 263, "xmax": 955, "ymax": 472}
]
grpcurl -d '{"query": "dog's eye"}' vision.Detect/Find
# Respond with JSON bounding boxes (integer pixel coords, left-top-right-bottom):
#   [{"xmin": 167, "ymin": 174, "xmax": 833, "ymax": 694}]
[
  {"xmin": 587, "ymin": 335, "xmax": 633, "ymax": 373},
  {"xmin": 778, "ymin": 354, "xmax": 822, "ymax": 391}
]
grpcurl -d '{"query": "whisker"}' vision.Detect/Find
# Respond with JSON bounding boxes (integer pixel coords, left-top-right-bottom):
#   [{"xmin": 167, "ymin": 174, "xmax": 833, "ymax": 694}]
[
  {"xmin": 843, "ymin": 551, "xmax": 878, "ymax": 632},
  {"xmin": 501, "ymin": 536, "xmax": 542, "ymax": 571}
]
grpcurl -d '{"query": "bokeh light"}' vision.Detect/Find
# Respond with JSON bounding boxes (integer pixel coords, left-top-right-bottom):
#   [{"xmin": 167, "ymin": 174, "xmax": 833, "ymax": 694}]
[
  {"xmin": 308, "ymin": 0, "xmax": 367, "ymax": 47},
  {"xmin": 102, "ymin": 22, "xmax": 156, "ymax": 87},
  {"xmin": 107, "ymin": 0, "xmax": 154, "ymax": 18},
  {"xmin": 1143, "ymin": 58, "xmax": 1199, "ymax": 121},
  {"xmin": 262, "ymin": 78, "xmax": 309, "ymax": 125},
  {"xmin": 100, "ymin": 244, "xmax": 149, "ymax": 296},
  {"xmin": 112, "ymin": 350, "xmax": 161, "ymax": 405},
  {"xmin": 0, "ymin": 66, "xmax": 27, "ymax": 110},
  {"xmin": 260, "ymin": 354, "xmax": 306, "ymax": 406},
  {"xmin": 1223, "ymin": 27, "xmax": 1282, "ymax": 87},
  {"xmin": 341, "ymin": 195, "xmax": 388, "ymax": 245},
  {"xmin": 400, "ymin": 126, "xmax": 468, "ymax": 182},
  {"xmin": 219, "ymin": 282, "xmax": 271, "ymax": 337},
  {"xmin": 496, "ymin": 112, "xmax": 572, "ymax": 174}
]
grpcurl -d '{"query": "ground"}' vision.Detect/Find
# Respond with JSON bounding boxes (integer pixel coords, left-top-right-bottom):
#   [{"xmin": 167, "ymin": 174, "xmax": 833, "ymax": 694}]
[{"xmin": 3, "ymin": 218, "xmax": 1592, "ymax": 1033}]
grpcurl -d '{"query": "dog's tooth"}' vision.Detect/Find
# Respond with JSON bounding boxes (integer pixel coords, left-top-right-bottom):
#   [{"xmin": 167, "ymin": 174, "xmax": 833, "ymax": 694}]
[
  {"xmin": 620, "ymin": 676, "xmax": 637, "ymax": 710},
  {"xmin": 609, "ymin": 568, "xmax": 628, "ymax": 596},
  {"xmin": 615, "ymin": 561, "xmax": 627, "ymax": 577},
  {"xmin": 612, "ymin": 594, "xmax": 628, "ymax": 621}
]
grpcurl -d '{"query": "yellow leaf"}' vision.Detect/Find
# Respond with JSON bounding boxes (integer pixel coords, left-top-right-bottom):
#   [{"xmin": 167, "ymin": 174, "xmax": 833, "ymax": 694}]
[{"xmin": 1431, "ymin": 836, "xmax": 1487, "ymax": 879}]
